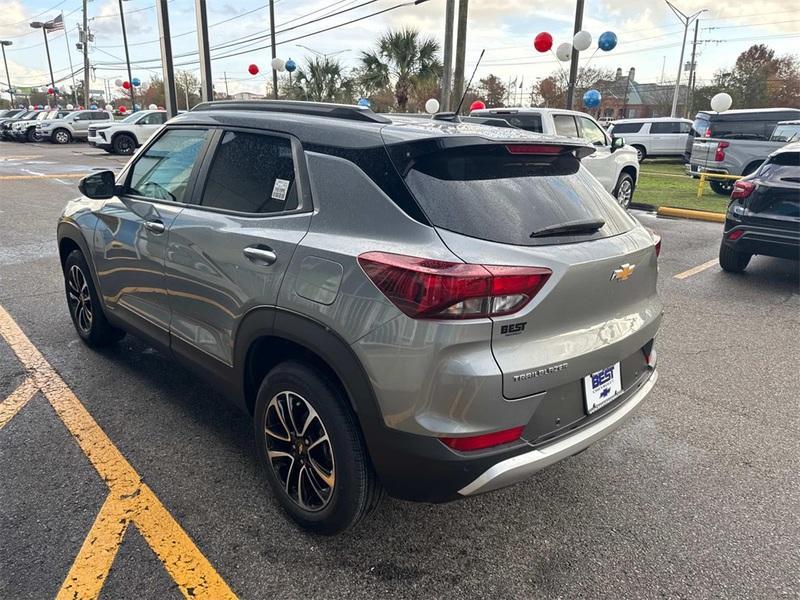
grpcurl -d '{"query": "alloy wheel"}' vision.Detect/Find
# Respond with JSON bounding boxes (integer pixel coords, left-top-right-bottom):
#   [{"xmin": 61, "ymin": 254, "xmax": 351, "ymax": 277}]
[
  {"xmin": 264, "ymin": 391, "xmax": 335, "ymax": 511},
  {"xmin": 616, "ymin": 179, "xmax": 633, "ymax": 209},
  {"xmin": 66, "ymin": 265, "xmax": 93, "ymax": 334},
  {"xmin": 55, "ymin": 131, "xmax": 69, "ymax": 144},
  {"xmin": 116, "ymin": 137, "xmax": 134, "ymax": 154}
]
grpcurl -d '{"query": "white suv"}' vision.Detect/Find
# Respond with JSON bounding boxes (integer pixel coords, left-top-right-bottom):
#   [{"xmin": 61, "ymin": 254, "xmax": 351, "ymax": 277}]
[
  {"xmin": 88, "ymin": 110, "xmax": 168, "ymax": 155},
  {"xmin": 471, "ymin": 107, "xmax": 640, "ymax": 208},
  {"xmin": 607, "ymin": 117, "xmax": 693, "ymax": 162},
  {"xmin": 38, "ymin": 109, "xmax": 113, "ymax": 144}
]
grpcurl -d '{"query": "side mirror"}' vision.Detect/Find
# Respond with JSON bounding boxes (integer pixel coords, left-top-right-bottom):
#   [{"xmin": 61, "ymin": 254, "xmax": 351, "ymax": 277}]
[
  {"xmin": 79, "ymin": 170, "xmax": 117, "ymax": 199},
  {"xmin": 611, "ymin": 136, "xmax": 625, "ymax": 152}
]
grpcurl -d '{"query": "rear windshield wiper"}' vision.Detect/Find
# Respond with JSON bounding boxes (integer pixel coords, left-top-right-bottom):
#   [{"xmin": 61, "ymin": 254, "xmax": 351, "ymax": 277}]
[{"xmin": 530, "ymin": 218, "xmax": 606, "ymax": 238}]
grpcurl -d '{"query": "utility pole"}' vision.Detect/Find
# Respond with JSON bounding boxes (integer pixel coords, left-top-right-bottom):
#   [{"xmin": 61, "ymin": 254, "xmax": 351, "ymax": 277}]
[
  {"xmin": 269, "ymin": 0, "xmax": 278, "ymax": 99},
  {"xmin": 666, "ymin": 1, "xmax": 706, "ymax": 118},
  {"xmin": 62, "ymin": 17, "xmax": 78, "ymax": 106},
  {"xmin": 156, "ymin": 0, "xmax": 178, "ymax": 117},
  {"xmin": 195, "ymin": 0, "xmax": 213, "ymax": 102},
  {"xmin": 686, "ymin": 18, "xmax": 699, "ymax": 118},
  {"xmin": 0, "ymin": 41, "xmax": 14, "ymax": 107},
  {"xmin": 451, "ymin": 0, "xmax": 468, "ymax": 111},
  {"xmin": 82, "ymin": 0, "xmax": 90, "ymax": 107},
  {"xmin": 565, "ymin": 0, "xmax": 585, "ymax": 110},
  {"xmin": 223, "ymin": 72, "xmax": 230, "ymax": 99},
  {"xmin": 441, "ymin": 0, "xmax": 455, "ymax": 111},
  {"xmin": 118, "ymin": 0, "xmax": 136, "ymax": 111},
  {"xmin": 29, "ymin": 22, "xmax": 56, "ymax": 108}
]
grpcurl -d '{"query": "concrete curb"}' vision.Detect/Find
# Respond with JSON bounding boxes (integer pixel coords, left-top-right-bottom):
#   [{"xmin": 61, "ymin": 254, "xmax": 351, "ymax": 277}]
[{"xmin": 656, "ymin": 206, "xmax": 726, "ymax": 223}]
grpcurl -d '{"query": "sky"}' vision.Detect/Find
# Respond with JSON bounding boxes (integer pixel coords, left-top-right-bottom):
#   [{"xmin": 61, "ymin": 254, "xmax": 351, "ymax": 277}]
[{"xmin": 1, "ymin": 0, "xmax": 798, "ymax": 103}]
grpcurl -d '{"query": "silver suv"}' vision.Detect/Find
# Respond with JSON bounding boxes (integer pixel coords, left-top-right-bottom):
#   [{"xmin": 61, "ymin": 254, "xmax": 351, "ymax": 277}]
[{"xmin": 57, "ymin": 101, "xmax": 662, "ymax": 534}]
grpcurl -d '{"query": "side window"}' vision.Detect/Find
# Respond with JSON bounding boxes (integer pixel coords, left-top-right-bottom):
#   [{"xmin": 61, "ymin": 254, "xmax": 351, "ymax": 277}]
[
  {"xmin": 578, "ymin": 117, "xmax": 607, "ymax": 145},
  {"xmin": 507, "ymin": 114, "xmax": 543, "ymax": 133},
  {"xmin": 679, "ymin": 122, "xmax": 693, "ymax": 134},
  {"xmin": 651, "ymin": 122, "xmax": 680, "ymax": 134},
  {"xmin": 199, "ymin": 130, "xmax": 298, "ymax": 214},
  {"xmin": 140, "ymin": 113, "xmax": 166, "ymax": 126},
  {"xmin": 127, "ymin": 128, "xmax": 209, "ymax": 203},
  {"xmin": 611, "ymin": 123, "xmax": 643, "ymax": 134},
  {"xmin": 553, "ymin": 114, "xmax": 579, "ymax": 138},
  {"xmin": 91, "ymin": 112, "xmax": 111, "ymax": 120}
]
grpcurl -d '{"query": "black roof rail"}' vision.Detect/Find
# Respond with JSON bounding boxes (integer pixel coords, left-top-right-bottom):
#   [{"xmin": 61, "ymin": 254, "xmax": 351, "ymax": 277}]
[{"xmin": 190, "ymin": 100, "xmax": 391, "ymax": 124}]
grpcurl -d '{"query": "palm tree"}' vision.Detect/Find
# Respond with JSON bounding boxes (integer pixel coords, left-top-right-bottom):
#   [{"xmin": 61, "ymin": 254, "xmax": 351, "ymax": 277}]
[
  {"xmin": 295, "ymin": 57, "xmax": 354, "ymax": 103},
  {"xmin": 360, "ymin": 28, "xmax": 441, "ymax": 112}
]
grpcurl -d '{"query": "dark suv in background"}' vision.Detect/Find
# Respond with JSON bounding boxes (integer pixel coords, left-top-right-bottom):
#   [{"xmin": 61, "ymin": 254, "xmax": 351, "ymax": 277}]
[{"xmin": 719, "ymin": 142, "xmax": 800, "ymax": 272}]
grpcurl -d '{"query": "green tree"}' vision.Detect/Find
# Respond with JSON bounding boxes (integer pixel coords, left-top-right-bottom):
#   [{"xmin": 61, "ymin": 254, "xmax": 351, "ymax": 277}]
[
  {"xmin": 478, "ymin": 74, "xmax": 507, "ymax": 108},
  {"xmin": 359, "ymin": 28, "xmax": 441, "ymax": 112},
  {"xmin": 294, "ymin": 57, "xmax": 354, "ymax": 103}
]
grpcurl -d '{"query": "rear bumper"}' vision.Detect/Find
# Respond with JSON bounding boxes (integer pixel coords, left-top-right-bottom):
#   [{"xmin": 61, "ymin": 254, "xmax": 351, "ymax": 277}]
[
  {"xmin": 685, "ymin": 163, "xmax": 728, "ymax": 178},
  {"xmin": 459, "ymin": 369, "xmax": 657, "ymax": 495},
  {"xmin": 723, "ymin": 220, "xmax": 800, "ymax": 260}
]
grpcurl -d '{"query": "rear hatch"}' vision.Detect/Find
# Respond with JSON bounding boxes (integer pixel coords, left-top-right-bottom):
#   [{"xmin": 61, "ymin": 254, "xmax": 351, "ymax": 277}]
[
  {"xmin": 388, "ymin": 136, "xmax": 661, "ymax": 420},
  {"xmin": 743, "ymin": 151, "xmax": 800, "ymax": 232}
]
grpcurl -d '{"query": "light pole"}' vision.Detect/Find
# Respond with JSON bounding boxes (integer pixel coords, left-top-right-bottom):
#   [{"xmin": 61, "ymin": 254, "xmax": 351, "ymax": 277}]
[
  {"xmin": 30, "ymin": 21, "xmax": 56, "ymax": 108},
  {"xmin": 665, "ymin": 1, "xmax": 707, "ymax": 118},
  {"xmin": 0, "ymin": 40, "xmax": 13, "ymax": 106},
  {"xmin": 119, "ymin": 0, "xmax": 137, "ymax": 111}
]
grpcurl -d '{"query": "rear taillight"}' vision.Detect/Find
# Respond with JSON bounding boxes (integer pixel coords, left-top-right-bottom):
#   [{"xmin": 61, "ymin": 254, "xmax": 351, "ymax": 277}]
[
  {"xmin": 714, "ymin": 141, "xmax": 729, "ymax": 161},
  {"xmin": 506, "ymin": 144, "xmax": 563, "ymax": 155},
  {"xmin": 730, "ymin": 180, "xmax": 755, "ymax": 200},
  {"xmin": 647, "ymin": 229, "xmax": 662, "ymax": 258},
  {"xmin": 727, "ymin": 229, "xmax": 744, "ymax": 241},
  {"xmin": 440, "ymin": 426, "xmax": 525, "ymax": 451},
  {"xmin": 704, "ymin": 128, "xmax": 712, "ymax": 138},
  {"xmin": 358, "ymin": 252, "xmax": 551, "ymax": 320}
]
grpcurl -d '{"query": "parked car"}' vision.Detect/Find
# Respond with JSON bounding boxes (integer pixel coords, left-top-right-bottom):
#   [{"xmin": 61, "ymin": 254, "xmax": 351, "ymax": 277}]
[
  {"xmin": 37, "ymin": 109, "xmax": 113, "ymax": 144},
  {"xmin": 58, "ymin": 100, "xmax": 661, "ymax": 534},
  {"xmin": 1, "ymin": 110, "xmax": 42, "ymax": 141},
  {"xmin": 607, "ymin": 117, "xmax": 693, "ymax": 162},
  {"xmin": 0, "ymin": 108, "xmax": 25, "ymax": 120},
  {"xmin": 769, "ymin": 120, "xmax": 800, "ymax": 143},
  {"xmin": 10, "ymin": 109, "xmax": 71, "ymax": 142},
  {"xmin": 470, "ymin": 107, "xmax": 640, "ymax": 207},
  {"xmin": 88, "ymin": 109, "xmax": 168, "ymax": 155},
  {"xmin": 686, "ymin": 108, "xmax": 800, "ymax": 195},
  {"xmin": 719, "ymin": 142, "xmax": 800, "ymax": 272}
]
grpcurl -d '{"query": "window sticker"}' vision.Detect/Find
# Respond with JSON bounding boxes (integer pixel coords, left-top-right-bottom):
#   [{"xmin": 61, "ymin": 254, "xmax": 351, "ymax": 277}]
[{"xmin": 271, "ymin": 178, "xmax": 290, "ymax": 202}]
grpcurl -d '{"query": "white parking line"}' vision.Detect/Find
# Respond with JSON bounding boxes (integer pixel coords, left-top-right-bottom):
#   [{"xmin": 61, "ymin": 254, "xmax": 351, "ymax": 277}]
[
  {"xmin": 674, "ymin": 258, "xmax": 718, "ymax": 280},
  {"xmin": 21, "ymin": 168, "xmax": 45, "ymax": 177}
]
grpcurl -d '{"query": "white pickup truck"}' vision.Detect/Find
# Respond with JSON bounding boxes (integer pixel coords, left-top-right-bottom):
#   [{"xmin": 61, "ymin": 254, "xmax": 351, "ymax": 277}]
[
  {"xmin": 87, "ymin": 110, "xmax": 168, "ymax": 155},
  {"xmin": 470, "ymin": 107, "xmax": 640, "ymax": 208}
]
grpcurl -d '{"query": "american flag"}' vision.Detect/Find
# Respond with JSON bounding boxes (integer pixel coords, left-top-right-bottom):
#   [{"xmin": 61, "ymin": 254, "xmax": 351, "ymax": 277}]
[{"xmin": 44, "ymin": 14, "xmax": 64, "ymax": 33}]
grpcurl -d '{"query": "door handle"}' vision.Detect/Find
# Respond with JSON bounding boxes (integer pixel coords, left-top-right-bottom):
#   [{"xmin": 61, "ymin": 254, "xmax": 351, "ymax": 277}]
[
  {"xmin": 143, "ymin": 220, "xmax": 165, "ymax": 234},
  {"xmin": 243, "ymin": 245, "xmax": 277, "ymax": 266}
]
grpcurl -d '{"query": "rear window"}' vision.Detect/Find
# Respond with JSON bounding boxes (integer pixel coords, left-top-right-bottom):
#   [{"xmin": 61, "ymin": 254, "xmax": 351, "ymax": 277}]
[
  {"xmin": 610, "ymin": 122, "xmax": 643, "ymax": 134},
  {"xmin": 505, "ymin": 114, "xmax": 543, "ymax": 133},
  {"xmin": 398, "ymin": 145, "xmax": 635, "ymax": 246},
  {"xmin": 770, "ymin": 124, "xmax": 800, "ymax": 143}
]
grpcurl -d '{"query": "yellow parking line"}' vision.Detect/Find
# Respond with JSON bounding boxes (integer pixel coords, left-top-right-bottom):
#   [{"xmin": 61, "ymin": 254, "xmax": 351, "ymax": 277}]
[
  {"xmin": 0, "ymin": 305, "xmax": 238, "ymax": 600},
  {"xmin": 674, "ymin": 258, "xmax": 718, "ymax": 280},
  {"xmin": 0, "ymin": 173, "xmax": 85, "ymax": 180},
  {"xmin": 0, "ymin": 378, "xmax": 37, "ymax": 430}
]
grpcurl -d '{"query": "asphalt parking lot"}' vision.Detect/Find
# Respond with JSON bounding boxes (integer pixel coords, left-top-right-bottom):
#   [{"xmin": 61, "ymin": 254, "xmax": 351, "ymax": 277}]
[{"xmin": 1, "ymin": 143, "xmax": 799, "ymax": 599}]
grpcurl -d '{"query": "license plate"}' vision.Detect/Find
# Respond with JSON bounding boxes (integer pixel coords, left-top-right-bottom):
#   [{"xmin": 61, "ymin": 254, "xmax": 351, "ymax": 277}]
[{"xmin": 583, "ymin": 362, "xmax": 622, "ymax": 414}]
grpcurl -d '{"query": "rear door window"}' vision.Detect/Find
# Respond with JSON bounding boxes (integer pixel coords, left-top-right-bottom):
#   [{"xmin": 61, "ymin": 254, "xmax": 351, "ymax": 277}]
[
  {"xmin": 610, "ymin": 122, "xmax": 644, "ymax": 134},
  {"xmin": 397, "ymin": 144, "xmax": 635, "ymax": 247},
  {"xmin": 505, "ymin": 114, "xmax": 543, "ymax": 133},
  {"xmin": 650, "ymin": 122, "xmax": 681, "ymax": 134},
  {"xmin": 553, "ymin": 114, "xmax": 579, "ymax": 138},
  {"xmin": 91, "ymin": 112, "xmax": 111, "ymax": 120},
  {"xmin": 198, "ymin": 130, "xmax": 298, "ymax": 214}
]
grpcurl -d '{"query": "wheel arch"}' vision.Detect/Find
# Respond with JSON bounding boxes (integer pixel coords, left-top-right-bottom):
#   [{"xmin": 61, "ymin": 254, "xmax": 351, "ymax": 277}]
[
  {"xmin": 743, "ymin": 159, "xmax": 764, "ymax": 176},
  {"xmin": 620, "ymin": 164, "xmax": 638, "ymax": 186},
  {"xmin": 57, "ymin": 222, "xmax": 107, "ymax": 311},
  {"xmin": 111, "ymin": 130, "xmax": 138, "ymax": 146}
]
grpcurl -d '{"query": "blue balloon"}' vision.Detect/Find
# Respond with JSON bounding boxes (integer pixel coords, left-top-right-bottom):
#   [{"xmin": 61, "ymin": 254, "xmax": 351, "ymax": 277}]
[
  {"xmin": 583, "ymin": 89, "xmax": 602, "ymax": 108},
  {"xmin": 133, "ymin": 103, "xmax": 140, "ymax": 111},
  {"xmin": 598, "ymin": 31, "xmax": 617, "ymax": 52},
  {"xmin": 89, "ymin": 104, "xmax": 98, "ymax": 109},
  {"xmin": 131, "ymin": 77, "xmax": 141, "ymax": 87},
  {"xmin": 357, "ymin": 98, "xmax": 370, "ymax": 107},
  {"xmin": 285, "ymin": 58, "xmax": 297, "ymax": 73}
]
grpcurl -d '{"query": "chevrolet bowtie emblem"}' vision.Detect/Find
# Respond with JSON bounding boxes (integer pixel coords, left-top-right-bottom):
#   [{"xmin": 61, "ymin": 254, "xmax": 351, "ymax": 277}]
[{"xmin": 611, "ymin": 263, "xmax": 636, "ymax": 281}]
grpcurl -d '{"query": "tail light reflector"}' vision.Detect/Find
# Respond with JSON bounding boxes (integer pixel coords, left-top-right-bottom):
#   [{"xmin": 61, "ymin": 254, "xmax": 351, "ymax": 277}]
[
  {"xmin": 714, "ymin": 141, "xmax": 729, "ymax": 162},
  {"xmin": 730, "ymin": 180, "xmax": 755, "ymax": 200},
  {"xmin": 727, "ymin": 229, "xmax": 744, "ymax": 241},
  {"xmin": 440, "ymin": 426, "xmax": 525, "ymax": 451},
  {"xmin": 358, "ymin": 252, "xmax": 551, "ymax": 320}
]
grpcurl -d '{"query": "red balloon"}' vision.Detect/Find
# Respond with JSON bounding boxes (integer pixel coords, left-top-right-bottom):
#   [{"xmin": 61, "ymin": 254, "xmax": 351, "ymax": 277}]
[
  {"xmin": 47, "ymin": 87, "xmax": 55, "ymax": 94},
  {"xmin": 469, "ymin": 100, "xmax": 486, "ymax": 111},
  {"xmin": 119, "ymin": 105, "xmax": 127, "ymax": 113},
  {"xmin": 534, "ymin": 32, "xmax": 553, "ymax": 53},
  {"xmin": 248, "ymin": 64, "xmax": 259, "ymax": 75},
  {"xmin": 122, "ymin": 81, "xmax": 131, "ymax": 90}
]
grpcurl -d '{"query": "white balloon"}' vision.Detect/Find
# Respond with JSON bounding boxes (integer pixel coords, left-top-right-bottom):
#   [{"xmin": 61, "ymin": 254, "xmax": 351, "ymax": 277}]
[
  {"xmin": 573, "ymin": 30, "xmax": 592, "ymax": 52},
  {"xmin": 271, "ymin": 57, "xmax": 286, "ymax": 72},
  {"xmin": 556, "ymin": 42, "xmax": 573, "ymax": 62},
  {"xmin": 28, "ymin": 105, "xmax": 34, "ymax": 110},
  {"xmin": 148, "ymin": 103, "xmax": 158, "ymax": 110},
  {"xmin": 66, "ymin": 104, "xmax": 74, "ymax": 110},
  {"xmin": 425, "ymin": 98, "xmax": 440, "ymax": 114},
  {"xmin": 115, "ymin": 78, "xmax": 123, "ymax": 87},
  {"xmin": 710, "ymin": 92, "xmax": 732, "ymax": 113},
  {"xmin": 105, "ymin": 104, "xmax": 113, "ymax": 111}
]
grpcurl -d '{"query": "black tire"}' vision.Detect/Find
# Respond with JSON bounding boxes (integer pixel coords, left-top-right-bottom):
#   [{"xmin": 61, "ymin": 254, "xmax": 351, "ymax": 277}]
[
  {"xmin": 52, "ymin": 128, "xmax": 72, "ymax": 144},
  {"xmin": 254, "ymin": 361, "xmax": 383, "ymax": 535},
  {"xmin": 710, "ymin": 180, "xmax": 734, "ymax": 196},
  {"xmin": 613, "ymin": 172, "xmax": 635, "ymax": 209},
  {"xmin": 63, "ymin": 250, "xmax": 125, "ymax": 347},
  {"xmin": 26, "ymin": 127, "xmax": 41, "ymax": 143},
  {"xmin": 719, "ymin": 242, "xmax": 751, "ymax": 273},
  {"xmin": 632, "ymin": 145, "xmax": 646, "ymax": 162},
  {"xmin": 112, "ymin": 133, "xmax": 136, "ymax": 155}
]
